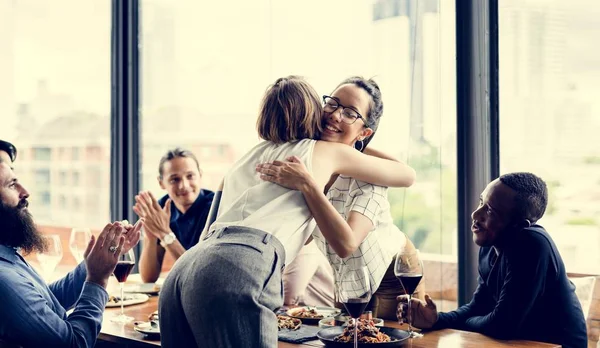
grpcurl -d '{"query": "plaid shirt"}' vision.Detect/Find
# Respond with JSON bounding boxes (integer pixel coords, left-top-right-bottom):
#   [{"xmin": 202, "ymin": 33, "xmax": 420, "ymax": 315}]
[{"xmin": 312, "ymin": 176, "xmax": 405, "ymax": 296}]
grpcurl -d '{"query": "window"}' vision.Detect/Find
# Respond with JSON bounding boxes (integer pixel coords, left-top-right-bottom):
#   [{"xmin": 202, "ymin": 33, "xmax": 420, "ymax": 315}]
[
  {"xmin": 72, "ymin": 171, "xmax": 80, "ymax": 186},
  {"xmin": 59, "ymin": 195, "xmax": 67, "ymax": 209},
  {"xmin": 39, "ymin": 191, "xmax": 51, "ymax": 205},
  {"xmin": 34, "ymin": 169, "xmax": 51, "ymax": 185},
  {"xmin": 59, "ymin": 171, "xmax": 67, "ymax": 186},
  {"xmin": 0, "ymin": 0, "xmax": 111, "ymax": 271},
  {"xmin": 141, "ymin": 0, "xmax": 457, "ymax": 310},
  {"xmin": 33, "ymin": 147, "xmax": 52, "ymax": 161},
  {"xmin": 73, "ymin": 197, "xmax": 81, "ymax": 212},
  {"xmin": 85, "ymin": 145, "xmax": 102, "ymax": 160},
  {"xmin": 499, "ymin": 0, "xmax": 600, "ymax": 273}
]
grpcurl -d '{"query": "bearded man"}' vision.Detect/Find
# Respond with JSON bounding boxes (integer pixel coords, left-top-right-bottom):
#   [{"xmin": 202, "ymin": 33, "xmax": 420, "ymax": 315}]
[{"xmin": 0, "ymin": 140, "xmax": 143, "ymax": 348}]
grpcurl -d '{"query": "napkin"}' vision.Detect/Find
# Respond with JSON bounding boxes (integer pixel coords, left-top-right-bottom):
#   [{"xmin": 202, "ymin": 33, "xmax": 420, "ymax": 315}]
[{"xmin": 277, "ymin": 325, "xmax": 321, "ymax": 344}]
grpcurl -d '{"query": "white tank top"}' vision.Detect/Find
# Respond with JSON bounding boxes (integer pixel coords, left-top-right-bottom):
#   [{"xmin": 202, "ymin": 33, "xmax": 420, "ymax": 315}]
[{"xmin": 210, "ymin": 139, "xmax": 317, "ymax": 264}]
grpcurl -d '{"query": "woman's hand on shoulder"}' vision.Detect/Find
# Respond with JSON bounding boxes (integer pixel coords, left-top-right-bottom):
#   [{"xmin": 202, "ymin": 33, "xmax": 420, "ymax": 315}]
[{"xmin": 256, "ymin": 156, "xmax": 317, "ymax": 192}]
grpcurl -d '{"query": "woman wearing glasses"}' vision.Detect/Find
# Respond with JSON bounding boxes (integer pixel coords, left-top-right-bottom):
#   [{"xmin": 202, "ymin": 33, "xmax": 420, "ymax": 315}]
[
  {"xmin": 159, "ymin": 76, "xmax": 416, "ymax": 348},
  {"xmin": 258, "ymin": 76, "xmax": 423, "ymax": 321}
]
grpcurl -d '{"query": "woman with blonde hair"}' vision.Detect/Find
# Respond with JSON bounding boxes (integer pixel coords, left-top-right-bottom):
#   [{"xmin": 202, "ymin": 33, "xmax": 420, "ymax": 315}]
[{"xmin": 159, "ymin": 76, "xmax": 415, "ymax": 348}]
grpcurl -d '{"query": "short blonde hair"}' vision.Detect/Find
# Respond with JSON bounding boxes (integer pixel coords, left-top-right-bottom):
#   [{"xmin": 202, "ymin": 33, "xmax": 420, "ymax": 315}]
[{"xmin": 256, "ymin": 76, "xmax": 323, "ymax": 144}]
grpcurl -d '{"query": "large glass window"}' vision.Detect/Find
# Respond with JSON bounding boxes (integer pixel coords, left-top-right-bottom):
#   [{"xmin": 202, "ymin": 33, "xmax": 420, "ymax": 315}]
[
  {"xmin": 141, "ymin": 0, "xmax": 457, "ymax": 310},
  {"xmin": 500, "ymin": 0, "xmax": 600, "ymax": 274},
  {"xmin": 0, "ymin": 0, "xmax": 111, "ymax": 275}
]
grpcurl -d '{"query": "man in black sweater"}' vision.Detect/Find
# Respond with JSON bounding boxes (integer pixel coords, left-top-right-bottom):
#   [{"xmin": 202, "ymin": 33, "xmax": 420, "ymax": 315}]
[{"xmin": 398, "ymin": 172, "xmax": 587, "ymax": 348}]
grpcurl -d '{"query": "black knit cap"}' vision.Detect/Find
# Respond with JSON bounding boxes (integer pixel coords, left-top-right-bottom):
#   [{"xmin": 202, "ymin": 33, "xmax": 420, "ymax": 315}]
[{"xmin": 0, "ymin": 140, "xmax": 17, "ymax": 162}]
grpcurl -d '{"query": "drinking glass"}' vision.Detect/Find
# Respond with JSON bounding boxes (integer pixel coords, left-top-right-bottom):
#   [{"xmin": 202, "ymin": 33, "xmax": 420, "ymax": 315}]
[
  {"xmin": 111, "ymin": 249, "xmax": 136, "ymax": 323},
  {"xmin": 394, "ymin": 249, "xmax": 424, "ymax": 338},
  {"xmin": 336, "ymin": 266, "xmax": 372, "ymax": 348},
  {"xmin": 69, "ymin": 228, "xmax": 91, "ymax": 263},
  {"xmin": 36, "ymin": 234, "xmax": 63, "ymax": 281}
]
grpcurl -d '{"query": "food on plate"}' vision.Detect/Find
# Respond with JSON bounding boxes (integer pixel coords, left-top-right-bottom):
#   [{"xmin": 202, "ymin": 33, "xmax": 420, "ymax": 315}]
[
  {"xmin": 334, "ymin": 319, "xmax": 395, "ymax": 343},
  {"xmin": 148, "ymin": 310, "xmax": 159, "ymax": 321},
  {"xmin": 277, "ymin": 315, "xmax": 301, "ymax": 330},
  {"xmin": 108, "ymin": 294, "xmax": 135, "ymax": 304},
  {"xmin": 289, "ymin": 307, "xmax": 324, "ymax": 319}
]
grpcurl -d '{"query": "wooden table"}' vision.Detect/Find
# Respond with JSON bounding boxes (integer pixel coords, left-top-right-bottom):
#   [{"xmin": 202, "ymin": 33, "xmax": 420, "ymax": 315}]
[{"xmin": 98, "ymin": 296, "xmax": 559, "ymax": 348}]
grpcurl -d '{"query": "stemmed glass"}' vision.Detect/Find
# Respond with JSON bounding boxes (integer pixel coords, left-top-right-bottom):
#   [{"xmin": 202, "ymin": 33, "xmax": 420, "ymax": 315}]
[
  {"xmin": 69, "ymin": 228, "xmax": 91, "ymax": 264},
  {"xmin": 36, "ymin": 234, "xmax": 63, "ymax": 281},
  {"xmin": 394, "ymin": 249, "xmax": 424, "ymax": 338},
  {"xmin": 111, "ymin": 249, "xmax": 136, "ymax": 323},
  {"xmin": 336, "ymin": 266, "xmax": 372, "ymax": 348}
]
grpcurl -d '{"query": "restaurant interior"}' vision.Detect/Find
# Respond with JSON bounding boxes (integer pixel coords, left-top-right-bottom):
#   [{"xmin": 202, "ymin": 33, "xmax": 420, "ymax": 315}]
[{"xmin": 1, "ymin": 0, "xmax": 599, "ymax": 347}]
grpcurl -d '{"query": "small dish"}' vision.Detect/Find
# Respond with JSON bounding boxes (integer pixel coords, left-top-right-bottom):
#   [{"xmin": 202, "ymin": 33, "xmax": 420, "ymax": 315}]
[
  {"xmin": 105, "ymin": 293, "xmax": 149, "ymax": 308},
  {"xmin": 319, "ymin": 317, "xmax": 384, "ymax": 328},
  {"xmin": 133, "ymin": 320, "xmax": 160, "ymax": 338}
]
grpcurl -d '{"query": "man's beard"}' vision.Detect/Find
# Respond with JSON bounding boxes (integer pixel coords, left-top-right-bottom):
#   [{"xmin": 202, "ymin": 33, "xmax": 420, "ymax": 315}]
[{"xmin": 0, "ymin": 199, "xmax": 47, "ymax": 255}]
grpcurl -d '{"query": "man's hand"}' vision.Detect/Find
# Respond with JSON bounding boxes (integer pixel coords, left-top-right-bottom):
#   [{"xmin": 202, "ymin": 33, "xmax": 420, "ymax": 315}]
[
  {"xmin": 83, "ymin": 223, "xmax": 126, "ymax": 288},
  {"xmin": 397, "ymin": 294, "xmax": 439, "ymax": 329},
  {"xmin": 133, "ymin": 191, "xmax": 172, "ymax": 241},
  {"xmin": 115, "ymin": 219, "xmax": 144, "ymax": 255}
]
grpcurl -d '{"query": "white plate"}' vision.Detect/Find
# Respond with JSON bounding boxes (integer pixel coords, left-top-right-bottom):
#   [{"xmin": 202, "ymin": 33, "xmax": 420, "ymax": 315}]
[
  {"xmin": 106, "ymin": 293, "xmax": 149, "ymax": 308},
  {"xmin": 124, "ymin": 283, "xmax": 161, "ymax": 295}
]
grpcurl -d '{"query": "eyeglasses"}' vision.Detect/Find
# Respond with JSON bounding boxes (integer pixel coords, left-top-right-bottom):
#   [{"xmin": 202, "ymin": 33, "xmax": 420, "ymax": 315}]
[{"xmin": 322, "ymin": 96, "xmax": 367, "ymax": 126}]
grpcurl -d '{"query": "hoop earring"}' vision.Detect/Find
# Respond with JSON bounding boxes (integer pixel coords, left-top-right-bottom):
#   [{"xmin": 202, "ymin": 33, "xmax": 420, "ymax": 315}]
[{"xmin": 355, "ymin": 139, "xmax": 364, "ymax": 152}]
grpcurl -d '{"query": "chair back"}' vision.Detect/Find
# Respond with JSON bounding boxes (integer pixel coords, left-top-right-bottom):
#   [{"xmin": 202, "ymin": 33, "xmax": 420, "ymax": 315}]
[{"xmin": 568, "ymin": 275, "xmax": 597, "ymax": 320}]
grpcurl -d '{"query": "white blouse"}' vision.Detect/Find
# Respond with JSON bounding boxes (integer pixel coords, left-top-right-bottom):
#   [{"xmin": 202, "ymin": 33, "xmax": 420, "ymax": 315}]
[{"xmin": 210, "ymin": 139, "xmax": 318, "ymax": 265}]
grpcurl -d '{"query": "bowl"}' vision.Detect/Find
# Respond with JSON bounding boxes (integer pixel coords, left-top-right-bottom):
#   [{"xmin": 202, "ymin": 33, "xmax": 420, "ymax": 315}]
[{"xmin": 318, "ymin": 316, "xmax": 384, "ymax": 328}]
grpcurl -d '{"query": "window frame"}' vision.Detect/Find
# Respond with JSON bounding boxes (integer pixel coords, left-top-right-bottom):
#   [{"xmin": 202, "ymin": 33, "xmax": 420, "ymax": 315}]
[
  {"xmin": 110, "ymin": 0, "xmax": 141, "ymax": 261},
  {"xmin": 455, "ymin": 0, "xmax": 500, "ymax": 304}
]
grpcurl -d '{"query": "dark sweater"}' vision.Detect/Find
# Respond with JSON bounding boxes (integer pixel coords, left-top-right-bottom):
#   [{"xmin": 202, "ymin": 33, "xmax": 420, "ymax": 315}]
[
  {"xmin": 158, "ymin": 190, "xmax": 214, "ymax": 250},
  {"xmin": 435, "ymin": 225, "xmax": 587, "ymax": 348}
]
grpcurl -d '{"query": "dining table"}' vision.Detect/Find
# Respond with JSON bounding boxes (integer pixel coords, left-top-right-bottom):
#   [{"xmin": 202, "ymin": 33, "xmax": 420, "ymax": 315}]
[{"xmin": 98, "ymin": 295, "xmax": 560, "ymax": 348}]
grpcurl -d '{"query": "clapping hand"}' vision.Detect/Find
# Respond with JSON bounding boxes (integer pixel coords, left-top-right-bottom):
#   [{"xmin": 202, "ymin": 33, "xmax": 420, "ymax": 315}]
[
  {"xmin": 83, "ymin": 223, "xmax": 126, "ymax": 288},
  {"xmin": 133, "ymin": 191, "xmax": 172, "ymax": 240},
  {"xmin": 116, "ymin": 219, "xmax": 143, "ymax": 255}
]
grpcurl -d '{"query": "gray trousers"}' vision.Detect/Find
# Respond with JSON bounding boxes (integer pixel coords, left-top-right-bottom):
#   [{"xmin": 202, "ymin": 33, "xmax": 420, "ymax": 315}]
[{"xmin": 159, "ymin": 226, "xmax": 286, "ymax": 348}]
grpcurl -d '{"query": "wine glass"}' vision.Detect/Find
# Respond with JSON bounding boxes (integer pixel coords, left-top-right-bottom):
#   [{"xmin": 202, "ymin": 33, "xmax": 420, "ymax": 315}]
[
  {"xmin": 335, "ymin": 266, "xmax": 372, "ymax": 348},
  {"xmin": 394, "ymin": 249, "xmax": 424, "ymax": 338},
  {"xmin": 36, "ymin": 234, "xmax": 63, "ymax": 281},
  {"xmin": 69, "ymin": 228, "xmax": 91, "ymax": 263},
  {"xmin": 111, "ymin": 249, "xmax": 136, "ymax": 323}
]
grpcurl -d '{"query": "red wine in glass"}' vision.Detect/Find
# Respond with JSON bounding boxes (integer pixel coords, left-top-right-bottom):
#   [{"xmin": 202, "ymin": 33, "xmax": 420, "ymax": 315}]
[
  {"xmin": 111, "ymin": 249, "xmax": 136, "ymax": 323},
  {"xmin": 113, "ymin": 261, "xmax": 135, "ymax": 283},
  {"xmin": 336, "ymin": 266, "xmax": 371, "ymax": 348},
  {"xmin": 398, "ymin": 274, "xmax": 423, "ymax": 295},
  {"xmin": 394, "ymin": 250, "xmax": 424, "ymax": 338},
  {"xmin": 343, "ymin": 298, "xmax": 370, "ymax": 319}
]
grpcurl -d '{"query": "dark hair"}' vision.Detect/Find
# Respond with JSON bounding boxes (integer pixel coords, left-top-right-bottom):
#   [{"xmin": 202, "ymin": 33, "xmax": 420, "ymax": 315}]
[
  {"xmin": 334, "ymin": 76, "xmax": 384, "ymax": 151},
  {"xmin": 257, "ymin": 75, "xmax": 323, "ymax": 144},
  {"xmin": 158, "ymin": 148, "xmax": 201, "ymax": 179},
  {"xmin": 0, "ymin": 140, "xmax": 17, "ymax": 162},
  {"xmin": 499, "ymin": 172, "xmax": 548, "ymax": 224}
]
